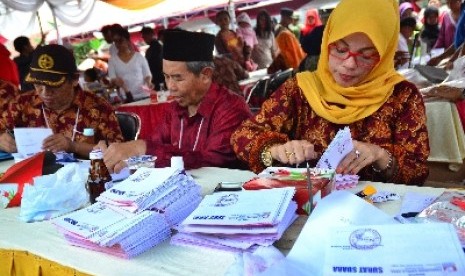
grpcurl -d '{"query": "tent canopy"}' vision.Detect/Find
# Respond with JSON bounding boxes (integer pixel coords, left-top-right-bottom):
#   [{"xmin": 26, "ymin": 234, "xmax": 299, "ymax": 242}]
[{"xmin": 0, "ymin": 0, "xmax": 323, "ymax": 42}]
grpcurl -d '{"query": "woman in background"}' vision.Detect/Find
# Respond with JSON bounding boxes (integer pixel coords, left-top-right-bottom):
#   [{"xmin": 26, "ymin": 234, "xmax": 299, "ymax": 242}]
[
  {"xmin": 252, "ymin": 10, "xmax": 277, "ymax": 69},
  {"xmin": 108, "ymin": 28, "xmax": 152, "ymax": 102}
]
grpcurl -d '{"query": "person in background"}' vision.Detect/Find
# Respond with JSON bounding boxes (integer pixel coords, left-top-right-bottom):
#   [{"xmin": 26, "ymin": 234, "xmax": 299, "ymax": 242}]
[
  {"xmin": 141, "ymin": 26, "xmax": 165, "ymax": 91},
  {"xmin": 0, "ymin": 43, "xmax": 19, "ymax": 88},
  {"xmin": 13, "ymin": 35, "xmax": 44, "ymax": 92},
  {"xmin": 82, "ymin": 68, "xmax": 105, "ymax": 93},
  {"xmin": 420, "ymin": 6, "xmax": 440, "ymax": 52},
  {"xmin": 288, "ymin": 13, "xmax": 302, "ymax": 40},
  {"xmin": 274, "ymin": 8, "xmax": 294, "ymax": 36},
  {"xmin": 231, "ymin": 0, "xmax": 430, "ymax": 185},
  {"xmin": 99, "ymin": 30, "xmax": 252, "ymax": 172},
  {"xmin": 252, "ymin": 9, "xmax": 277, "ymax": 69},
  {"xmin": 268, "ymin": 27, "xmax": 306, "ymax": 74},
  {"xmin": 0, "ymin": 45, "xmax": 123, "ymax": 157},
  {"xmin": 236, "ymin": 12, "xmax": 258, "ymax": 50},
  {"xmin": 427, "ymin": 0, "xmax": 462, "ymax": 66},
  {"xmin": 396, "ymin": 16, "xmax": 418, "ymax": 69},
  {"xmin": 215, "ymin": 10, "xmax": 244, "ymax": 66},
  {"xmin": 100, "ymin": 24, "xmax": 118, "ymax": 59},
  {"xmin": 243, "ymin": 45, "xmax": 258, "ymax": 72},
  {"xmin": 213, "ymin": 54, "xmax": 249, "ymax": 95},
  {"xmin": 299, "ymin": 9, "xmax": 327, "ymax": 72},
  {"xmin": 300, "ymin": 9, "xmax": 323, "ymax": 39},
  {"xmin": 399, "ymin": 2, "xmax": 416, "ymax": 20},
  {"xmin": 108, "ymin": 27, "xmax": 153, "ymax": 102}
]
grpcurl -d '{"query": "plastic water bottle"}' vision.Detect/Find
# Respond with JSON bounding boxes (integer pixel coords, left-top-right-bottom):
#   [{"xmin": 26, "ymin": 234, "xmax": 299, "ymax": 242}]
[{"xmin": 83, "ymin": 128, "xmax": 95, "ymax": 144}]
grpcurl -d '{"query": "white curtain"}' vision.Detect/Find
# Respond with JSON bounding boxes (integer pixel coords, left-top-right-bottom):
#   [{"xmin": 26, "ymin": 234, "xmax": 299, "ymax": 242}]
[{"xmin": 1, "ymin": 0, "xmax": 96, "ymax": 27}]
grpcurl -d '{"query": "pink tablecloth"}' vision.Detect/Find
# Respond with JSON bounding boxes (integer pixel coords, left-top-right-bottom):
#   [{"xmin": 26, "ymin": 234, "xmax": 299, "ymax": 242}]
[{"xmin": 116, "ymin": 101, "xmax": 171, "ymax": 140}]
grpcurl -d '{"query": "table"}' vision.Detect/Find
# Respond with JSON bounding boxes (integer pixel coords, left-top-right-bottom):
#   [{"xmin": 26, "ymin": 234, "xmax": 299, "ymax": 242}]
[
  {"xmin": 425, "ymin": 100, "xmax": 465, "ymax": 167},
  {"xmin": 116, "ymin": 100, "xmax": 171, "ymax": 140},
  {"xmin": 0, "ymin": 165, "xmax": 446, "ymax": 276}
]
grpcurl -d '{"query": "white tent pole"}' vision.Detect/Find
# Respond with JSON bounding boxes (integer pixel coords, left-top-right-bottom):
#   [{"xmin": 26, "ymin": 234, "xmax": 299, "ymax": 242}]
[
  {"xmin": 36, "ymin": 11, "xmax": 44, "ymax": 38},
  {"xmin": 228, "ymin": 0, "xmax": 236, "ymax": 31},
  {"xmin": 50, "ymin": 6, "xmax": 62, "ymax": 45}
]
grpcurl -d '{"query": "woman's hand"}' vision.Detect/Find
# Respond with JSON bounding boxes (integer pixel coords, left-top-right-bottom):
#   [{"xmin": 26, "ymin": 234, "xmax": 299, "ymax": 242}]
[
  {"xmin": 423, "ymin": 85, "xmax": 463, "ymax": 102},
  {"xmin": 269, "ymin": 140, "xmax": 318, "ymax": 165},
  {"xmin": 337, "ymin": 140, "xmax": 384, "ymax": 175}
]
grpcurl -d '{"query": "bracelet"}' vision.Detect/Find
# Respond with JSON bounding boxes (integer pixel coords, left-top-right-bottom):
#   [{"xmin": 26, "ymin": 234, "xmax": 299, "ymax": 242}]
[{"xmin": 372, "ymin": 149, "xmax": 393, "ymax": 173}]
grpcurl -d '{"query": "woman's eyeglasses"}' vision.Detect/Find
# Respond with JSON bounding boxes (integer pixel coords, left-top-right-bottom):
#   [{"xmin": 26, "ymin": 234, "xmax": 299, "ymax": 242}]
[{"xmin": 328, "ymin": 44, "xmax": 380, "ymax": 68}]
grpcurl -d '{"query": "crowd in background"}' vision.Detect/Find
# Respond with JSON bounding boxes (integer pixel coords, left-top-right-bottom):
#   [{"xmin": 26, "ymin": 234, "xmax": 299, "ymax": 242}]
[{"xmin": 2, "ymin": 1, "xmax": 464, "ymax": 107}]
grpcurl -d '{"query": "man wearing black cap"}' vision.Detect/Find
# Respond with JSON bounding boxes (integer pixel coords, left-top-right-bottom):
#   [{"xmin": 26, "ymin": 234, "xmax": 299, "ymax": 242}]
[
  {"xmin": 275, "ymin": 8, "xmax": 294, "ymax": 36},
  {"xmin": 0, "ymin": 44, "xmax": 124, "ymax": 157},
  {"xmin": 101, "ymin": 30, "xmax": 252, "ymax": 172}
]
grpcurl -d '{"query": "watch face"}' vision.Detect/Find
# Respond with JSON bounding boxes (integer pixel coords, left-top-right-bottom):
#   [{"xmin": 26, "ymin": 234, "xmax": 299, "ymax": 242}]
[{"xmin": 261, "ymin": 149, "xmax": 273, "ymax": 167}]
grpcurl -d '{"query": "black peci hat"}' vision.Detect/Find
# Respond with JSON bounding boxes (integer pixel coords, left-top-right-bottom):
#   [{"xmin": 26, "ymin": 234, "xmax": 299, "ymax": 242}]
[
  {"xmin": 280, "ymin": 8, "xmax": 294, "ymax": 18},
  {"xmin": 163, "ymin": 30, "xmax": 215, "ymax": 62},
  {"xmin": 25, "ymin": 44, "xmax": 77, "ymax": 87}
]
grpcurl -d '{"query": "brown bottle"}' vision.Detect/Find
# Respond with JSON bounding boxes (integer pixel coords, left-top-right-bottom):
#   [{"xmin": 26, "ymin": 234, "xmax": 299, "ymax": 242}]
[{"xmin": 86, "ymin": 149, "xmax": 112, "ymax": 204}]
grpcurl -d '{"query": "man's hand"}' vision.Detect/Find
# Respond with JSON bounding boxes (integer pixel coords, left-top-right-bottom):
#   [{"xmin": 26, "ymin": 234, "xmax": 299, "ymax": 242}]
[
  {"xmin": 0, "ymin": 132, "xmax": 17, "ymax": 153},
  {"xmin": 42, "ymin": 134, "xmax": 73, "ymax": 153},
  {"xmin": 102, "ymin": 140, "xmax": 146, "ymax": 173}
]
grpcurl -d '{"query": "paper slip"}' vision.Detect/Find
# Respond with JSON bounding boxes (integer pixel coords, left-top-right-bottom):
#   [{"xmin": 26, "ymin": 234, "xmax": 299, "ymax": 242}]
[
  {"xmin": 316, "ymin": 126, "xmax": 353, "ymax": 170},
  {"xmin": 324, "ymin": 223, "xmax": 465, "ymax": 275},
  {"xmin": 182, "ymin": 187, "xmax": 295, "ymax": 226},
  {"xmin": 53, "ymin": 202, "xmax": 138, "ymax": 239},
  {"xmin": 101, "ymin": 167, "xmax": 179, "ymax": 202},
  {"xmin": 261, "ymin": 191, "xmax": 398, "ymax": 276},
  {"xmin": 14, "ymin": 127, "xmax": 53, "ymax": 157}
]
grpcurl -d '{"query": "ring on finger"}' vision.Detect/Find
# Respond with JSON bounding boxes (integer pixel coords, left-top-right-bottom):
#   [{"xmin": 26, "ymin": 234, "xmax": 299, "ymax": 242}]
[{"xmin": 355, "ymin": 150, "xmax": 361, "ymax": 159}]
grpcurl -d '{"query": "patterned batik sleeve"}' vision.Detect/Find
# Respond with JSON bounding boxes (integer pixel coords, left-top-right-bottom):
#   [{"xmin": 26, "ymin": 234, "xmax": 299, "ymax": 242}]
[
  {"xmin": 390, "ymin": 83, "xmax": 430, "ymax": 185},
  {"xmin": 231, "ymin": 78, "xmax": 304, "ymax": 173}
]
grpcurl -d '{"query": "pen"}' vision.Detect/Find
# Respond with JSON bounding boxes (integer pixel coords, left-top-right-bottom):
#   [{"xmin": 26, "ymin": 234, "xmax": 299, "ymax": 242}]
[{"xmin": 306, "ymin": 162, "xmax": 313, "ymax": 215}]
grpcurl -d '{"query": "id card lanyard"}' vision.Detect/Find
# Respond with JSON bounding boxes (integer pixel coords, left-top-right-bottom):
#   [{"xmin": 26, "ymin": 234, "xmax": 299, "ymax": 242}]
[
  {"xmin": 179, "ymin": 117, "xmax": 204, "ymax": 151},
  {"xmin": 42, "ymin": 104, "xmax": 80, "ymax": 142}
]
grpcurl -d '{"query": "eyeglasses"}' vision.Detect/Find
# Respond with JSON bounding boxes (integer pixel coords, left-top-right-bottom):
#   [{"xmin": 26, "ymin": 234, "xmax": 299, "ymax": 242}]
[{"xmin": 328, "ymin": 43, "xmax": 380, "ymax": 68}]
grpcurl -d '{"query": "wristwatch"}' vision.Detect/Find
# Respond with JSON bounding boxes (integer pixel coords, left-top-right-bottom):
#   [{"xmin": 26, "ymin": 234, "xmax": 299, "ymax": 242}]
[{"xmin": 261, "ymin": 146, "xmax": 273, "ymax": 167}]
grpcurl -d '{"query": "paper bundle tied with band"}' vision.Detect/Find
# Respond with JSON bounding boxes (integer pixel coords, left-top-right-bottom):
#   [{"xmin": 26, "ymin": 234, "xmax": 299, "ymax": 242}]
[{"xmin": 243, "ymin": 167, "xmax": 335, "ymax": 215}]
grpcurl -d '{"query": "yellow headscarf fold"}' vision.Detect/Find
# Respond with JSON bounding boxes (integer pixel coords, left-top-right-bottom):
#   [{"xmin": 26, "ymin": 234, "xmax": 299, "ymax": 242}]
[{"xmin": 296, "ymin": 0, "xmax": 405, "ymax": 124}]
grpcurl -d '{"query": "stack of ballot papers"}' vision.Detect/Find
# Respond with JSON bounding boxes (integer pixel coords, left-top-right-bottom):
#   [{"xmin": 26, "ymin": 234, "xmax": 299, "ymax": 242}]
[
  {"xmin": 53, "ymin": 167, "xmax": 202, "ymax": 258},
  {"xmin": 171, "ymin": 187, "xmax": 298, "ymax": 253}
]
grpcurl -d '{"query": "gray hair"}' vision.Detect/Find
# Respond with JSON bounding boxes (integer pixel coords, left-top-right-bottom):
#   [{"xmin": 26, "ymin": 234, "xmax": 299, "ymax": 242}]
[{"xmin": 185, "ymin": 61, "xmax": 215, "ymax": 75}]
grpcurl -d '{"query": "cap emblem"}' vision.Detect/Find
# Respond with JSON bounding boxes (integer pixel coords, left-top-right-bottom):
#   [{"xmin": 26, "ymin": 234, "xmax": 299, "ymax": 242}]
[{"xmin": 38, "ymin": 54, "xmax": 54, "ymax": 70}]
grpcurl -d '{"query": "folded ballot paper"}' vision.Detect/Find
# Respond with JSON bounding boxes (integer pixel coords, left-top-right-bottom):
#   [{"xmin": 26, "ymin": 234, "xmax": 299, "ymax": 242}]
[
  {"xmin": 53, "ymin": 167, "xmax": 202, "ymax": 258},
  {"xmin": 171, "ymin": 187, "xmax": 298, "ymax": 253}
]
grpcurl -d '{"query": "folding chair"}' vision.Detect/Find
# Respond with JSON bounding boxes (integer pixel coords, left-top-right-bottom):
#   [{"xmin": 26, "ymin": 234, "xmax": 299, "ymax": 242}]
[{"xmin": 115, "ymin": 111, "xmax": 141, "ymax": 141}]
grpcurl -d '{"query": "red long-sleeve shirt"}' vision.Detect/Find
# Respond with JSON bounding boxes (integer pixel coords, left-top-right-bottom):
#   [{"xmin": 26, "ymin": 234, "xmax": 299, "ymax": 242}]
[{"xmin": 146, "ymin": 82, "xmax": 252, "ymax": 169}]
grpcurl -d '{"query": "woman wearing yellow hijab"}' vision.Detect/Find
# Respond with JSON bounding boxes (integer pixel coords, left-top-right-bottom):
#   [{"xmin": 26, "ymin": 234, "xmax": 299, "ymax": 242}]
[{"xmin": 231, "ymin": 0, "xmax": 430, "ymax": 185}]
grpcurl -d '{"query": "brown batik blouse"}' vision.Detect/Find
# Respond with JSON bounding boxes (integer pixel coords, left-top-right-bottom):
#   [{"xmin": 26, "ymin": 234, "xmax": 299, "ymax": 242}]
[
  {"xmin": 0, "ymin": 87, "xmax": 123, "ymax": 144},
  {"xmin": 231, "ymin": 78, "xmax": 430, "ymax": 185}
]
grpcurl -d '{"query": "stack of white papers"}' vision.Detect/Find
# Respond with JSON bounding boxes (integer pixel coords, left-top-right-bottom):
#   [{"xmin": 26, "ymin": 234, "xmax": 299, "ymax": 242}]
[
  {"xmin": 53, "ymin": 202, "xmax": 170, "ymax": 258},
  {"xmin": 97, "ymin": 167, "xmax": 202, "ymax": 226},
  {"xmin": 172, "ymin": 188, "xmax": 298, "ymax": 253},
  {"xmin": 53, "ymin": 167, "xmax": 202, "ymax": 258}
]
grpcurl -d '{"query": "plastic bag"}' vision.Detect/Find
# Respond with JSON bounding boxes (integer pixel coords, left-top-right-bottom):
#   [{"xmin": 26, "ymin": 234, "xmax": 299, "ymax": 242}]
[{"xmin": 19, "ymin": 163, "xmax": 89, "ymax": 222}]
